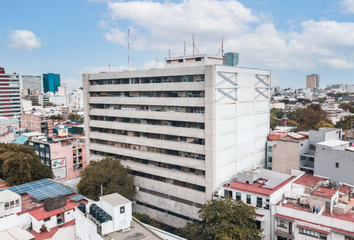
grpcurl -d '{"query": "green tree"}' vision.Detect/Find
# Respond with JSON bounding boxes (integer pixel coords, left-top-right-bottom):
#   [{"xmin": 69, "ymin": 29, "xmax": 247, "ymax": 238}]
[
  {"xmin": 0, "ymin": 144, "xmax": 54, "ymax": 186},
  {"xmin": 315, "ymin": 121, "xmax": 334, "ymax": 129},
  {"xmin": 78, "ymin": 157, "xmax": 135, "ymax": 201},
  {"xmin": 43, "ymin": 102, "xmax": 54, "ymax": 107},
  {"xmin": 177, "ymin": 197, "xmax": 263, "ymax": 240},
  {"xmin": 49, "ymin": 114, "xmax": 64, "ymax": 120},
  {"xmin": 339, "ymin": 102, "xmax": 354, "ymax": 113},
  {"xmin": 68, "ymin": 113, "xmax": 84, "ymax": 123},
  {"xmin": 335, "ymin": 115, "xmax": 354, "ymax": 130}
]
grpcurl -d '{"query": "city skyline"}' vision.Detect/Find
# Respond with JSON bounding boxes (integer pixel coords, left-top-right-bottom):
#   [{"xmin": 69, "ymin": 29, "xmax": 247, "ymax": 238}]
[{"xmin": 1, "ymin": 0, "xmax": 354, "ymax": 90}]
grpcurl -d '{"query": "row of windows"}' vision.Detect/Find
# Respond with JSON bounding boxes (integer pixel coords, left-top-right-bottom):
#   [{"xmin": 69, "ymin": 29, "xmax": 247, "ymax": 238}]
[
  {"xmin": 132, "ymin": 171, "xmax": 205, "ymax": 192},
  {"xmin": 139, "ymin": 187, "xmax": 203, "ymax": 208},
  {"xmin": 90, "ymin": 75, "xmax": 205, "ymax": 85},
  {"xmin": 136, "ymin": 201, "xmax": 201, "ymax": 222},
  {"xmin": 299, "ymin": 227, "xmax": 327, "ymax": 239},
  {"xmin": 90, "ymin": 91, "xmax": 205, "ymax": 98},
  {"xmin": 4, "ymin": 199, "xmax": 20, "ymax": 210},
  {"xmin": 90, "ymin": 140, "xmax": 205, "ymax": 160},
  {"xmin": 91, "ymin": 150, "xmax": 205, "ymax": 176},
  {"xmin": 90, "ymin": 127, "xmax": 205, "ymax": 145},
  {"xmin": 90, "ymin": 115, "xmax": 205, "ymax": 129},
  {"xmin": 90, "ymin": 104, "xmax": 205, "ymax": 114},
  {"xmin": 224, "ymin": 190, "xmax": 269, "ymax": 209}
]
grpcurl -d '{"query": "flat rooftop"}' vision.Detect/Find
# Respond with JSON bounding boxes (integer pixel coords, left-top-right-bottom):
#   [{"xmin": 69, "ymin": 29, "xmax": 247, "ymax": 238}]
[
  {"xmin": 293, "ymin": 174, "xmax": 328, "ymax": 187},
  {"xmin": 311, "ymin": 187, "xmax": 337, "ymax": 198},
  {"xmin": 316, "ymin": 139, "xmax": 349, "ymax": 148},
  {"xmin": 101, "ymin": 218, "xmax": 163, "ymax": 240},
  {"xmin": 226, "ymin": 176, "xmax": 296, "ymax": 197},
  {"xmin": 100, "ymin": 193, "xmax": 131, "ymax": 206}
]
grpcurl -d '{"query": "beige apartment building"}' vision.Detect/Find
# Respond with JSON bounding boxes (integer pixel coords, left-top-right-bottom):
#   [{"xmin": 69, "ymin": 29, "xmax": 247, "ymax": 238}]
[
  {"xmin": 83, "ymin": 54, "xmax": 271, "ymax": 228},
  {"xmin": 306, "ymin": 74, "xmax": 320, "ymax": 89}
]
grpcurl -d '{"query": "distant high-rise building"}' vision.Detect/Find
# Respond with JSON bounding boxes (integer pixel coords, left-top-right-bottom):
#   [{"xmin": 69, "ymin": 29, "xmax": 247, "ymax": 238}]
[
  {"xmin": 43, "ymin": 73, "xmax": 60, "ymax": 93},
  {"xmin": 306, "ymin": 74, "xmax": 319, "ymax": 89},
  {"xmin": 22, "ymin": 75, "xmax": 42, "ymax": 95},
  {"xmin": 224, "ymin": 52, "xmax": 239, "ymax": 66},
  {"xmin": 0, "ymin": 67, "xmax": 22, "ymax": 118}
]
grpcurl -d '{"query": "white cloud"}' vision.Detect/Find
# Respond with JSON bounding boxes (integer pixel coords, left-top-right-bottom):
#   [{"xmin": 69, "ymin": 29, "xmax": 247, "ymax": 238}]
[
  {"xmin": 8, "ymin": 30, "xmax": 42, "ymax": 50},
  {"xmin": 94, "ymin": 0, "xmax": 354, "ymax": 71},
  {"xmin": 340, "ymin": 0, "xmax": 354, "ymax": 14},
  {"xmin": 142, "ymin": 60, "xmax": 165, "ymax": 69},
  {"xmin": 63, "ymin": 79, "xmax": 82, "ymax": 91},
  {"xmin": 73, "ymin": 65, "xmax": 134, "ymax": 75}
]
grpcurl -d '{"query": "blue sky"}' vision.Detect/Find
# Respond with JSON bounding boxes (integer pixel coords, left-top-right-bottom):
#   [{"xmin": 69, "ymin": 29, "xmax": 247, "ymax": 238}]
[{"xmin": 1, "ymin": 0, "xmax": 354, "ymax": 90}]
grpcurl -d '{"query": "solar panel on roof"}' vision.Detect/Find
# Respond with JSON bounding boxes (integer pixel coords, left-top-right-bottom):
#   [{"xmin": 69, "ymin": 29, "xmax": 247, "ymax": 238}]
[
  {"xmin": 0, "ymin": 178, "xmax": 55, "ymax": 195},
  {"xmin": 70, "ymin": 195, "xmax": 85, "ymax": 201},
  {"xmin": 26, "ymin": 183, "xmax": 73, "ymax": 201}
]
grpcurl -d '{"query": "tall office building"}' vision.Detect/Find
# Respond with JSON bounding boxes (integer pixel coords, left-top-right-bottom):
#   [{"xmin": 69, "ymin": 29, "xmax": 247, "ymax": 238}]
[
  {"xmin": 306, "ymin": 74, "xmax": 319, "ymax": 89},
  {"xmin": 43, "ymin": 73, "xmax": 60, "ymax": 93},
  {"xmin": 83, "ymin": 55, "xmax": 271, "ymax": 228},
  {"xmin": 0, "ymin": 67, "xmax": 22, "ymax": 118},
  {"xmin": 22, "ymin": 75, "xmax": 42, "ymax": 95}
]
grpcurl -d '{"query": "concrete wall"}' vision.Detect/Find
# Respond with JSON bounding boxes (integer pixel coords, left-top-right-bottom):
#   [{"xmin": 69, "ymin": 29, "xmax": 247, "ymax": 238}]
[
  {"xmin": 272, "ymin": 139, "xmax": 300, "ymax": 175},
  {"xmin": 314, "ymin": 147, "xmax": 354, "ymax": 185}
]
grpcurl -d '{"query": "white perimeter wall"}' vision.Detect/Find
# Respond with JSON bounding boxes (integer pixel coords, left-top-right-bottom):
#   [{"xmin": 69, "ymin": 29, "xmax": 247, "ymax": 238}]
[{"xmin": 215, "ymin": 66, "xmax": 270, "ymax": 186}]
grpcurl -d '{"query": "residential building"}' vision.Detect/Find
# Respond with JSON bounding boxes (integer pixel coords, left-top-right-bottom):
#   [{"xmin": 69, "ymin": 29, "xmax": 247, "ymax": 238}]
[
  {"xmin": 20, "ymin": 113, "xmax": 53, "ymax": 136},
  {"xmin": 314, "ymin": 139, "xmax": 354, "ymax": 186},
  {"xmin": 219, "ymin": 170, "xmax": 354, "ymax": 240},
  {"xmin": 270, "ymin": 101, "xmax": 285, "ymax": 110},
  {"xmin": 68, "ymin": 87, "xmax": 84, "ymax": 109},
  {"xmin": 0, "ymin": 67, "xmax": 22, "ymax": 118},
  {"xmin": 27, "ymin": 133, "xmax": 86, "ymax": 181},
  {"xmin": 56, "ymin": 84, "xmax": 66, "ymax": 95},
  {"xmin": 83, "ymin": 55, "xmax": 271, "ymax": 227},
  {"xmin": 306, "ymin": 74, "xmax": 320, "ymax": 89},
  {"xmin": 43, "ymin": 73, "xmax": 60, "ymax": 93},
  {"xmin": 21, "ymin": 75, "xmax": 42, "ymax": 95},
  {"xmin": 0, "ymin": 117, "xmax": 19, "ymax": 143},
  {"xmin": 0, "ymin": 179, "xmax": 86, "ymax": 239}
]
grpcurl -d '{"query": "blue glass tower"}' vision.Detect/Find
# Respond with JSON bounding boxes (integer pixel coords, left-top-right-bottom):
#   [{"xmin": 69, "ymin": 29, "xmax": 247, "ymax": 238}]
[{"xmin": 43, "ymin": 73, "xmax": 60, "ymax": 93}]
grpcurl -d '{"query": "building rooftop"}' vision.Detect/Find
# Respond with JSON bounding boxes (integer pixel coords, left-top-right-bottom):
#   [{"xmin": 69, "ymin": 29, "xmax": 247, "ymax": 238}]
[
  {"xmin": 226, "ymin": 176, "xmax": 296, "ymax": 197},
  {"xmin": 101, "ymin": 218, "xmax": 163, "ymax": 240},
  {"xmin": 293, "ymin": 174, "xmax": 328, "ymax": 187},
  {"xmin": 0, "ymin": 226, "xmax": 35, "ymax": 240},
  {"xmin": 100, "ymin": 193, "xmax": 131, "ymax": 206},
  {"xmin": 339, "ymin": 184, "xmax": 353, "ymax": 194},
  {"xmin": 316, "ymin": 139, "xmax": 349, "ymax": 148},
  {"xmin": 0, "ymin": 189, "xmax": 20, "ymax": 202},
  {"xmin": 311, "ymin": 187, "xmax": 337, "ymax": 198}
]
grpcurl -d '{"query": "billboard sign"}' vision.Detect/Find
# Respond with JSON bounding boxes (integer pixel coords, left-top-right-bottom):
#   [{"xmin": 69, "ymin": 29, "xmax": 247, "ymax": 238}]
[{"xmin": 51, "ymin": 158, "xmax": 66, "ymax": 169}]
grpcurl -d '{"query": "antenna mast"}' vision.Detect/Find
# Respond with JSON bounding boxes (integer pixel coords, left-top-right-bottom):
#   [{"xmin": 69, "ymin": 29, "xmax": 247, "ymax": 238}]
[
  {"xmin": 192, "ymin": 34, "xmax": 201, "ymax": 55},
  {"xmin": 216, "ymin": 36, "xmax": 224, "ymax": 56},
  {"xmin": 128, "ymin": 29, "xmax": 130, "ymax": 71}
]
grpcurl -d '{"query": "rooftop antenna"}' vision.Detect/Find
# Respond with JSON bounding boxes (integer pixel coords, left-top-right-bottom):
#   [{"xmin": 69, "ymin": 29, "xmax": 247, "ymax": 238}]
[
  {"xmin": 182, "ymin": 41, "xmax": 189, "ymax": 56},
  {"xmin": 128, "ymin": 29, "xmax": 130, "ymax": 71},
  {"xmin": 168, "ymin": 49, "xmax": 170, "ymax": 58},
  {"xmin": 192, "ymin": 34, "xmax": 201, "ymax": 55},
  {"xmin": 216, "ymin": 36, "xmax": 224, "ymax": 56}
]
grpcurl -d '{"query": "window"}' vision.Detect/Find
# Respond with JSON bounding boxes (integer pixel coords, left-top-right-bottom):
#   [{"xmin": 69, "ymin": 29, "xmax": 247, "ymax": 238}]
[
  {"xmin": 195, "ymin": 58, "xmax": 201, "ymax": 62},
  {"xmin": 10, "ymin": 201, "xmax": 14, "ymax": 206},
  {"xmin": 256, "ymin": 220, "xmax": 261, "ymax": 229},
  {"xmin": 268, "ymin": 146, "xmax": 272, "ymax": 152},
  {"xmin": 256, "ymin": 197, "xmax": 262, "ymax": 208},
  {"xmin": 15, "ymin": 199, "xmax": 20, "ymax": 207},
  {"xmin": 325, "ymin": 201, "xmax": 330, "ymax": 209},
  {"xmin": 167, "ymin": 60, "xmax": 171, "ymax": 64},
  {"xmin": 178, "ymin": 59, "xmax": 183, "ymax": 63},
  {"xmin": 268, "ymin": 157, "xmax": 272, "ymax": 162},
  {"xmin": 247, "ymin": 195, "xmax": 251, "ymax": 204},
  {"xmin": 236, "ymin": 192, "xmax": 241, "ymax": 201},
  {"xmin": 224, "ymin": 190, "xmax": 232, "ymax": 198},
  {"xmin": 5, "ymin": 202, "xmax": 9, "ymax": 210},
  {"xmin": 277, "ymin": 219, "xmax": 288, "ymax": 228},
  {"xmin": 299, "ymin": 227, "xmax": 324, "ymax": 238},
  {"xmin": 44, "ymin": 217, "xmax": 51, "ymax": 222},
  {"xmin": 265, "ymin": 199, "xmax": 270, "ymax": 209},
  {"xmin": 120, "ymin": 206, "xmax": 125, "ymax": 214},
  {"xmin": 336, "ymin": 162, "xmax": 339, "ymax": 168}
]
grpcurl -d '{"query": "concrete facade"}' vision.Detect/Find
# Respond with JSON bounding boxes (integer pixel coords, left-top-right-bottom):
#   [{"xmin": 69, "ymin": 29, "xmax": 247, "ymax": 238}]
[
  {"xmin": 21, "ymin": 75, "xmax": 42, "ymax": 94},
  {"xmin": 306, "ymin": 74, "xmax": 320, "ymax": 89},
  {"xmin": 83, "ymin": 62, "xmax": 270, "ymax": 228},
  {"xmin": 0, "ymin": 70, "xmax": 22, "ymax": 118}
]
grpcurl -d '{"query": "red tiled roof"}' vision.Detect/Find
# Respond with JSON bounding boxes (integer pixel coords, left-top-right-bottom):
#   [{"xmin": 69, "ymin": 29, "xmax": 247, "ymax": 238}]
[
  {"xmin": 293, "ymin": 174, "xmax": 328, "ymax": 187},
  {"xmin": 297, "ymin": 224, "xmax": 329, "ymax": 234},
  {"xmin": 29, "ymin": 199, "xmax": 86, "ymax": 221},
  {"xmin": 275, "ymin": 214, "xmax": 295, "ymax": 221},
  {"xmin": 225, "ymin": 176, "xmax": 296, "ymax": 197},
  {"xmin": 339, "ymin": 184, "xmax": 353, "ymax": 194},
  {"xmin": 311, "ymin": 187, "xmax": 337, "ymax": 198}
]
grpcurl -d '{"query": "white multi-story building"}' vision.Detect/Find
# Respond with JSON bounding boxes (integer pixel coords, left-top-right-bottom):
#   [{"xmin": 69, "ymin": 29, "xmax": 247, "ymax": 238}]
[
  {"xmin": 83, "ymin": 54, "xmax": 271, "ymax": 228},
  {"xmin": 0, "ymin": 68, "xmax": 22, "ymax": 118},
  {"xmin": 68, "ymin": 87, "xmax": 84, "ymax": 109},
  {"xmin": 21, "ymin": 74, "xmax": 42, "ymax": 94}
]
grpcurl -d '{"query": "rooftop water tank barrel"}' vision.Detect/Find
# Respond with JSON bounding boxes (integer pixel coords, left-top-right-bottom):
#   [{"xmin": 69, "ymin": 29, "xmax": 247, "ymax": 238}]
[{"xmin": 78, "ymin": 203, "xmax": 86, "ymax": 214}]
